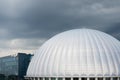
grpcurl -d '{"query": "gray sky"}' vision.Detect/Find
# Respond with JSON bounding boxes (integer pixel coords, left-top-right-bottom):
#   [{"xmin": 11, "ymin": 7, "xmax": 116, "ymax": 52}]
[{"xmin": 0, "ymin": 0, "xmax": 120, "ymax": 57}]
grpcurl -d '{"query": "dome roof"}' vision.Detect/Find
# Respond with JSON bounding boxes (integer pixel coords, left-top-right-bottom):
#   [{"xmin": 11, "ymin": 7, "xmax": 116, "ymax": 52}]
[{"xmin": 26, "ymin": 29, "xmax": 120, "ymax": 77}]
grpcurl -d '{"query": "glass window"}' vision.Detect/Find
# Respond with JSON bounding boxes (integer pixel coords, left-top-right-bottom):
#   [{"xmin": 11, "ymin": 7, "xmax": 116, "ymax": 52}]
[
  {"xmin": 73, "ymin": 78, "xmax": 79, "ymax": 80},
  {"xmin": 65, "ymin": 78, "xmax": 71, "ymax": 80},
  {"xmin": 45, "ymin": 78, "xmax": 49, "ymax": 80},
  {"xmin": 35, "ymin": 77, "xmax": 38, "ymax": 80},
  {"xmin": 90, "ymin": 78, "xmax": 95, "ymax": 80},
  {"xmin": 106, "ymin": 78, "xmax": 110, "ymax": 80},
  {"xmin": 31, "ymin": 78, "xmax": 33, "ymax": 80},
  {"xmin": 58, "ymin": 78, "xmax": 63, "ymax": 80},
  {"xmin": 113, "ymin": 77, "xmax": 117, "ymax": 80},
  {"xmin": 51, "ymin": 78, "xmax": 56, "ymax": 80},
  {"xmin": 98, "ymin": 78, "xmax": 103, "ymax": 80},
  {"xmin": 81, "ymin": 78, "xmax": 87, "ymax": 80},
  {"xmin": 40, "ymin": 78, "xmax": 43, "ymax": 80}
]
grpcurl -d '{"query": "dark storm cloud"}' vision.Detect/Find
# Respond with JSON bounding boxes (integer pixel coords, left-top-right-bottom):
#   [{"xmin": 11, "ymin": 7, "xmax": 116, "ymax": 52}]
[
  {"xmin": 0, "ymin": 0, "xmax": 120, "ymax": 56},
  {"xmin": 1, "ymin": 0, "xmax": 120, "ymax": 39},
  {"xmin": 106, "ymin": 23, "xmax": 120, "ymax": 40},
  {"xmin": 13, "ymin": 0, "xmax": 120, "ymax": 38}
]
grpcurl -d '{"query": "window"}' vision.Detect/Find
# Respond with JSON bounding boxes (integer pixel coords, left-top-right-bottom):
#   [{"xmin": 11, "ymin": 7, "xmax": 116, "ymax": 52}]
[
  {"xmin": 81, "ymin": 78, "xmax": 87, "ymax": 80},
  {"xmin": 106, "ymin": 78, "xmax": 110, "ymax": 80},
  {"xmin": 40, "ymin": 78, "xmax": 43, "ymax": 80},
  {"xmin": 45, "ymin": 78, "xmax": 49, "ymax": 80},
  {"xmin": 113, "ymin": 77, "xmax": 117, "ymax": 80},
  {"xmin": 65, "ymin": 78, "xmax": 71, "ymax": 80},
  {"xmin": 51, "ymin": 78, "xmax": 56, "ymax": 80},
  {"xmin": 73, "ymin": 77, "xmax": 79, "ymax": 80},
  {"xmin": 98, "ymin": 78, "xmax": 103, "ymax": 80},
  {"xmin": 58, "ymin": 78, "xmax": 63, "ymax": 80},
  {"xmin": 90, "ymin": 78, "xmax": 95, "ymax": 80},
  {"xmin": 32, "ymin": 77, "xmax": 34, "ymax": 80},
  {"xmin": 35, "ymin": 77, "xmax": 38, "ymax": 80}
]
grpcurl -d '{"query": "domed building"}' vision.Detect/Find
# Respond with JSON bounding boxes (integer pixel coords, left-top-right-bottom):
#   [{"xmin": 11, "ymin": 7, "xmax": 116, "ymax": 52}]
[{"xmin": 25, "ymin": 29, "xmax": 120, "ymax": 80}]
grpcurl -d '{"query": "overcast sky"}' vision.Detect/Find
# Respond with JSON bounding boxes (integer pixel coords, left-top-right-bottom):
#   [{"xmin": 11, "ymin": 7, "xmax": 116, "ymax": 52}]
[{"xmin": 0, "ymin": 0, "xmax": 120, "ymax": 57}]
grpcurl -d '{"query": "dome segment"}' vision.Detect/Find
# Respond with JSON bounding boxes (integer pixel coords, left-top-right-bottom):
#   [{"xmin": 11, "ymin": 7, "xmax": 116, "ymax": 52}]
[{"xmin": 26, "ymin": 29, "xmax": 120, "ymax": 77}]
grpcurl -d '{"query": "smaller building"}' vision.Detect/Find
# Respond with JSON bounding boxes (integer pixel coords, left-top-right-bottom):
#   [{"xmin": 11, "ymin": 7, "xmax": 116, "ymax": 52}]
[{"xmin": 0, "ymin": 53, "xmax": 33, "ymax": 80}]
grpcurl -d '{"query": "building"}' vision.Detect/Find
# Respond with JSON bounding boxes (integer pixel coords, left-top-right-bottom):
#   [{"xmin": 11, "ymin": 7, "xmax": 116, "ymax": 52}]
[
  {"xmin": 26, "ymin": 29, "xmax": 120, "ymax": 80},
  {"xmin": 0, "ymin": 53, "xmax": 33, "ymax": 80}
]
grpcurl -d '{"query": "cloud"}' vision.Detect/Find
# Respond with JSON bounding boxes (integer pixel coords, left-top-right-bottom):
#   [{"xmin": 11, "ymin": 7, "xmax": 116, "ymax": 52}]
[
  {"xmin": 0, "ymin": 38, "xmax": 46, "ymax": 57},
  {"xmin": 0, "ymin": 0, "xmax": 120, "ymax": 56}
]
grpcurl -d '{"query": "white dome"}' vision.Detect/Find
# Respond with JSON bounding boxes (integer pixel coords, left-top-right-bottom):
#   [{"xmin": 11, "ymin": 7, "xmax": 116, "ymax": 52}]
[{"xmin": 26, "ymin": 29, "xmax": 120, "ymax": 77}]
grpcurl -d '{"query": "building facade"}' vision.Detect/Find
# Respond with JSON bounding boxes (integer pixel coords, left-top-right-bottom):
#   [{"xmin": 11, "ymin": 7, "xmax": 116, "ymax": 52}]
[{"xmin": 0, "ymin": 53, "xmax": 33, "ymax": 80}]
